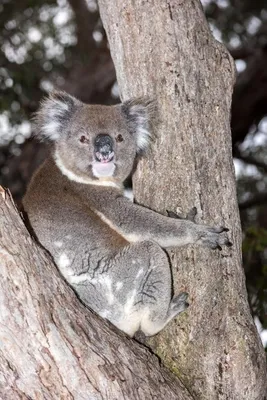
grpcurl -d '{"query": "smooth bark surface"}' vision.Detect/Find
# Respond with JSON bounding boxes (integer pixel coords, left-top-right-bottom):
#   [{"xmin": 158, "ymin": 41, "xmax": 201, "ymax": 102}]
[
  {"xmin": 98, "ymin": 1, "xmax": 267, "ymax": 399},
  {"xmin": 0, "ymin": 186, "xmax": 194, "ymax": 399}
]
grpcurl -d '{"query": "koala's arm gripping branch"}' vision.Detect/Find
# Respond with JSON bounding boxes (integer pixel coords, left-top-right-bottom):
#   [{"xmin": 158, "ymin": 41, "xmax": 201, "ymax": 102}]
[
  {"xmin": 93, "ymin": 195, "xmax": 230, "ymax": 250},
  {"xmin": 114, "ymin": 198, "xmax": 197, "ymax": 247}
]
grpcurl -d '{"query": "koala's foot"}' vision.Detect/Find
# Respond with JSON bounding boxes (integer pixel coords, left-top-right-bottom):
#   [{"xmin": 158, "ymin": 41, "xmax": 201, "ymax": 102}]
[
  {"xmin": 140, "ymin": 292, "xmax": 189, "ymax": 337},
  {"xmin": 197, "ymin": 225, "xmax": 232, "ymax": 250},
  {"xmin": 168, "ymin": 292, "xmax": 189, "ymax": 318}
]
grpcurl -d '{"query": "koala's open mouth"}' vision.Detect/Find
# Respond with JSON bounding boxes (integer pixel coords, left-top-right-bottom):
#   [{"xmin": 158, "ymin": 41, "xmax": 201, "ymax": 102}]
[{"xmin": 95, "ymin": 151, "xmax": 114, "ymax": 163}]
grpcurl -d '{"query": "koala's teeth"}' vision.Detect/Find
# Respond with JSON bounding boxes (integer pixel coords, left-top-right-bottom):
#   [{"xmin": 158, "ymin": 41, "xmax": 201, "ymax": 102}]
[{"xmin": 95, "ymin": 151, "xmax": 114, "ymax": 163}]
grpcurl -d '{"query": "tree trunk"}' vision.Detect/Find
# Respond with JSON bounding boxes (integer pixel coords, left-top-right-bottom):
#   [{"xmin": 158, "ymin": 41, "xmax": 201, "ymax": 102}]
[
  {"xmin": 98, "ymin": 1, "xmax": 267, "ymax": 399},
  {"xmin": 0, "ymin": 187, "xmax": 195, "ymax": 399}
]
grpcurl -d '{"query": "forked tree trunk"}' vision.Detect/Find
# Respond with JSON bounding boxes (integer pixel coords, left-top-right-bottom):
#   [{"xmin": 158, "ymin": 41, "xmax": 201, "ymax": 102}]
[
  {"xmin": 0, "ymin": 187, "xmax": 193, "ymax": 399},
  {"xmin": 1, "ymin": 1, "xmax": 267, "ymax": 399},
  {"xmin": 98, "ymin": 0, "xmax": 267, "ymax": 399}
]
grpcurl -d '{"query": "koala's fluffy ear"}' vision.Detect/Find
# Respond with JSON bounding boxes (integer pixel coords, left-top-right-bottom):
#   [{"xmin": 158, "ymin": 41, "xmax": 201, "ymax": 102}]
[
  {"xmin": 33, "ymin": 91, "xmax": 81, "ymax": 141},
  {"xmin": 121, "ymin": 98, "xmax": 156, "ymax": 153}
]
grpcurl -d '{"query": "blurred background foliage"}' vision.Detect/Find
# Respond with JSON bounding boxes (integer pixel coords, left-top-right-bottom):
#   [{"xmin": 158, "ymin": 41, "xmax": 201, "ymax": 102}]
[{"xmin": 0, "ymin": 0, "xmax": 267, "ymax": 347}]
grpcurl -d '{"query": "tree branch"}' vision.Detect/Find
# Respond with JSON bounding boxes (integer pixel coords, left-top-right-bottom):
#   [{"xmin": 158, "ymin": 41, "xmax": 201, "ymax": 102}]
[
  {"xmin": 98, "ymin": 0, "xmax": 267, "ymax": 398},
  {"xmin": 0, "ymin": 187, "xmax": 192, "ymax": 399}
]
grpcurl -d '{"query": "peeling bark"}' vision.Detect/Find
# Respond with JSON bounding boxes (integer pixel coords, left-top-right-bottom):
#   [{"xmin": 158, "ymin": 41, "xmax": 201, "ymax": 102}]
[
  {"xmin": 98, "ymin": 1, "xmax": 267, "ymax": 399},
  {"xmin": 0, "ymin": 187, "xmax": 194, "ymax": 399}
]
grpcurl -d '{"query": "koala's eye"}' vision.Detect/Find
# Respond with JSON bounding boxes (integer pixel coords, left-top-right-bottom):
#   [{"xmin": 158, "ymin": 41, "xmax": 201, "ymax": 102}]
[
  {"xmin": 116, "ymin": 134, "xmax": 124, "ymax": 143},
  {"xmin": 80, "ymin": 135, "xmax": 88, "ymax": 144}
]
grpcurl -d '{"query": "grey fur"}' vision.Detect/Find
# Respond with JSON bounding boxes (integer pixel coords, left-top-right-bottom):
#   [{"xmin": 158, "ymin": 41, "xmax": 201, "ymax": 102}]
[{"xmin": 23, "ymin": 91, "xmax": 231, "ymax": 337}]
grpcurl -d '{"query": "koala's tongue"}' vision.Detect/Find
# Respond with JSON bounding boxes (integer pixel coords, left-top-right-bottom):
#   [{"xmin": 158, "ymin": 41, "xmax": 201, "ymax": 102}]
[{"xmin": 92, "ymin": 161, "xmax": 115, "ymax": 177}]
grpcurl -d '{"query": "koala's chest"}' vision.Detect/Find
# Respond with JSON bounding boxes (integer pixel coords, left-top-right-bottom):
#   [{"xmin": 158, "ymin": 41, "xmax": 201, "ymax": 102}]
[{"xmin": 42, "ymin": 194, "xmax": 125, "ymax": 247}]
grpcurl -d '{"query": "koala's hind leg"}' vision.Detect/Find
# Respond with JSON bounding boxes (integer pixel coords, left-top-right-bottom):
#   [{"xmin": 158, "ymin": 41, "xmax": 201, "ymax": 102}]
[
  {"xmin": 112, "ymin": 241, "xmax": 188, "ymax": 337},
  {"xmin": 139, "ymin": 288, "xmax": 189, "ymax": 337}
]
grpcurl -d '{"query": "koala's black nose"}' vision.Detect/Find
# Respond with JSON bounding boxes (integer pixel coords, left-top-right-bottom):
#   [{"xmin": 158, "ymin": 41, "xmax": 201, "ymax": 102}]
[
  {"xmin": 94, "ymin": 134, "xmax": 114, "ymax": 162},
  {"xmin": 94, "ymin": 134, "xmax": 113, "ymax": 154}
]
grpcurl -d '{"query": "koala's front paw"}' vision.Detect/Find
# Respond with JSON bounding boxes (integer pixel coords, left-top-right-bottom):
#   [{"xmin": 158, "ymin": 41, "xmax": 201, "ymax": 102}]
[{"xmin": 198, "ymin": 225, "xmax": 232, "ymax": 250}]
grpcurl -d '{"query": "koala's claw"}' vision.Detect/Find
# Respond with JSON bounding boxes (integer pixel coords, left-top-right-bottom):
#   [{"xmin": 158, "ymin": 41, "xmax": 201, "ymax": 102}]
[
  {"xmin": 208, "ymin": 226, "xmax": 229, "ymax": 234},
  {"xmin": 168, "ymin": 209, "xmax": 232, "ymax": 250},
  {"xmin": 170, "ymin": 292, "xmax": 189, "ymax": 312},
  {"xmin": 167, "ymin": 210, "xmax": 181, "ymax": 219},
  {"xmin": 167, "ymin": 207, "xmax": 197, "ymax": 223},
  {"xmin": 200, "ymin": 226, "xmax": 232, "ymax": 250},
  {"xmin": 186, "ymin": 207, "xmax": 197, "ymax": 222},
  {"xmin": 175, "ymin": 292, "xmax": 188, "ymax": 303}
]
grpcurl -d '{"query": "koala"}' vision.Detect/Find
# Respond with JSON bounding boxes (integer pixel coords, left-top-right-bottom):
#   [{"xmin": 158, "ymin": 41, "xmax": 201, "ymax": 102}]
[{"xmin": 23, "ymin": 91, "xmax": 231, "ymax": 337}]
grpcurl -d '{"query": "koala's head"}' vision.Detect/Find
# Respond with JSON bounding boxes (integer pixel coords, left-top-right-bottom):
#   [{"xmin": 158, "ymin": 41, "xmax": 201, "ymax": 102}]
[{"xmin": 34, "ymin": 91, "xmax": 155, "ymax": 186}]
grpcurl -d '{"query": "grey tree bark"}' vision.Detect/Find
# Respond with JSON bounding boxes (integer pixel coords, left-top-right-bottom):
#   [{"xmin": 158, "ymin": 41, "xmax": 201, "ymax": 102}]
[
  {"xmin": 1, "ymin": 1, "xmax": 267, "ymax": 399},
  {"xmin": 0, "ymin": 187, "xmax": 193, "ymax": 399},
  {"xmin": 98, "ymin": 1, "xmax": 267, "ymax": 399}
]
